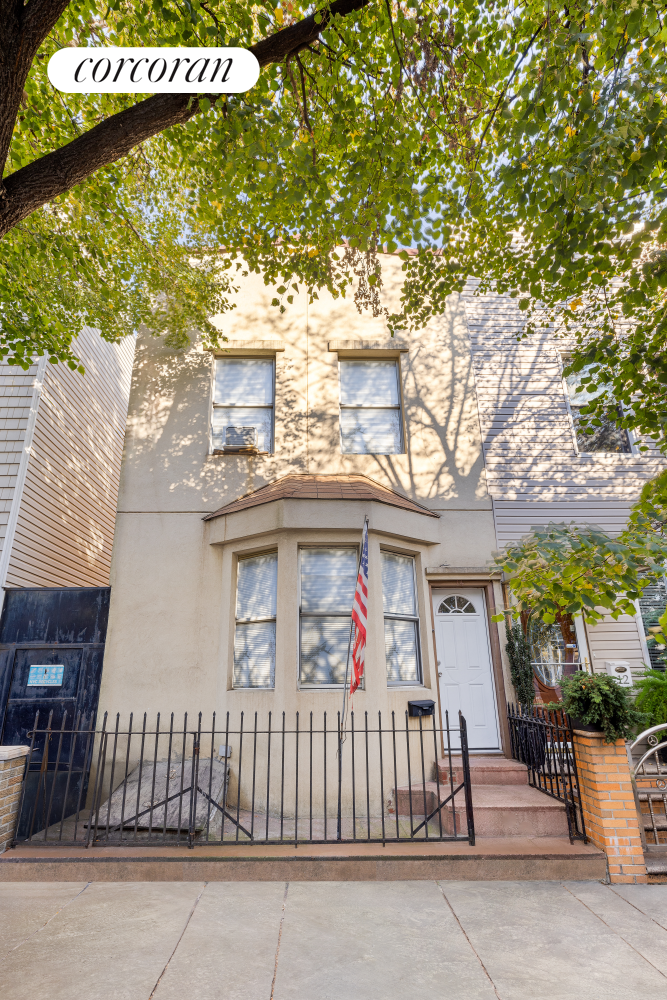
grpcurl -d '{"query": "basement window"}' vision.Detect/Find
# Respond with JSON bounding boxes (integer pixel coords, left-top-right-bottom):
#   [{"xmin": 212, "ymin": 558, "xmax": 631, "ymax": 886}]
[
  {"xmin": 233, "ymin": 553, "xmax": 278, "ymax": 688},
  {"xmin": 299, "ymin": 547, "xmax": 358, "ymax": 686},
  {"xmin": 212, "ymin": 358, "xmax": 274, "ymax": 454},
  {"xmin": 382, "ymin": 551, "xmax": 421, "ymax": 685},
  {"xmin": 339, "ymin": 360, "xmax": 403, "ymax": 454}
]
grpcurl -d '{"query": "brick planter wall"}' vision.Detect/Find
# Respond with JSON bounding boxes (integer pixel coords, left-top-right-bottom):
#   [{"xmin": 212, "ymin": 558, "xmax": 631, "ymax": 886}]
[
  {"xmin": 573, "ymin": 730, "xmax": 647, "ymax": 884},
  {"xmin": 0, "ymin": 747, "xmax": 30, "ymax": 853}
]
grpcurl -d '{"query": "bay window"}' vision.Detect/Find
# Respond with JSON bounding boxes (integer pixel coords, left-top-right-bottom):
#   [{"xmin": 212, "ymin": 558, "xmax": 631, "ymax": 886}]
[
  {"xmin": 299, "ymin": 547, "xmax": 358, "ymax": 686},
  {"xmin": 233, "ymin": 552, "xmax": 278, "ymax": 688},
  {"xmin": 382, "ymin": 551, "xmax": 421, "ymax": 685}
]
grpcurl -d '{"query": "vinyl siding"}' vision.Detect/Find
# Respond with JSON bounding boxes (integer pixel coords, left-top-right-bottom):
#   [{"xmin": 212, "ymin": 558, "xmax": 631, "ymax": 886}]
[
  {"xmin": 5, "ymin": 329, "xmax": 135, "ymax": 588},
  {"xmin": 462, "ymin": 282, "xmax": 666, "ymax": 673},
  {"xmin": 585, "ymin": 614, "xmax": 649, "ymax": 680},
  {"xmin": 0, "ymin": 363, "xmax": 40, "ymax": 560}
]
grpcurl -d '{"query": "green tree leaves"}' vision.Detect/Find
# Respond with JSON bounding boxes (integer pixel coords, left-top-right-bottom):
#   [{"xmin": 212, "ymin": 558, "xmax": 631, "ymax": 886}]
[{"xmin": 1, "ymin": 0, "xmax": 666, "ymax": 416}]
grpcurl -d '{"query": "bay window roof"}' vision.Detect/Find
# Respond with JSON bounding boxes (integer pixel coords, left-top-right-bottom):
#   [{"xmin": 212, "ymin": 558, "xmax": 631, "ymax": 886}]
[{"xmin": 203, "ymin": 474, "xmax": 439, "ymax": 521}]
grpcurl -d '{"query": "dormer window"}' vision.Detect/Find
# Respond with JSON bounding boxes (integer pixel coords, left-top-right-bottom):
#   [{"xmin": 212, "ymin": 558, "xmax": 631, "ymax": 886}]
[
  {"xmin": 212, "ymin": 358, "xmax": 274, "ymax": 454},
  {"xmin": 564, "ymin": 364, "xmax": 631, "ymax": 454}
]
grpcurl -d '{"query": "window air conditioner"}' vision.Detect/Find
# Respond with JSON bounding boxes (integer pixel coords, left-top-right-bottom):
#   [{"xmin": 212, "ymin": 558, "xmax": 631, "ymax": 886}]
[{"xmin": 222, "ymin": 425, "xmax": 258, "ymax": 452}]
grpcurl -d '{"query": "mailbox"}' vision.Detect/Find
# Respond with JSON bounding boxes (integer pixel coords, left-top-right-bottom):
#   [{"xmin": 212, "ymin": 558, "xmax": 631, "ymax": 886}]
[{"xmin": 408, "ymin": 700, "xmax": 436, "ymax": 718}]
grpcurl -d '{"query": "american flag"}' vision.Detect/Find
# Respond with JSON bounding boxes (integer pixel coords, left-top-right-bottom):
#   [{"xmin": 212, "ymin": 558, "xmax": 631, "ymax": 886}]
[{"xmin": 349, "ymin": 519, "xmax": 369, "ymax": 697}]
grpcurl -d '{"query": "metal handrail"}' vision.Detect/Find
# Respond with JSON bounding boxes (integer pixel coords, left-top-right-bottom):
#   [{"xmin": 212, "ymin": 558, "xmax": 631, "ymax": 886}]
[{"xmin": 629, "ymin": 723, "xmax": 667, "ymax": 848}]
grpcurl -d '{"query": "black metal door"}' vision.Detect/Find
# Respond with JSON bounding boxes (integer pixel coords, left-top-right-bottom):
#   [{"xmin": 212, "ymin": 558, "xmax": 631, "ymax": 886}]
[{"xmin": 0, "ymin": 588, "xmax": 110, "ymax": 839}]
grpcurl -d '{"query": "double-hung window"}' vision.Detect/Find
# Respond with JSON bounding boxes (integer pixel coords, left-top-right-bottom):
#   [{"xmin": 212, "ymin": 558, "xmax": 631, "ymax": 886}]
[
  {"xmin": 382, "ymin": 551, "xmax": 421, "ymax": 685},
  {"xmin": 212, "ymin": 358, "xmax": 274, "ymax": 453},
  {"xmin": 233, "ymin": 553, "xmax": 278, "ymax": 688},
  {"xmin": 339, "ymin": 360, "xmax": 403, "ymax": 454},
  {"xmin": 299, "ymin": 548, "xmax": 358, "ymax": 686},
  {"xmin": 564, "ymin": 363, "xmax": 631, "ymax": 454}
]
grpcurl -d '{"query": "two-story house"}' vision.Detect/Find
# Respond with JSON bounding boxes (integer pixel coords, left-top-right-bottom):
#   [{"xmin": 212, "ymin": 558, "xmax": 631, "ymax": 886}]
[{"xmin": 96, "ymin": 254, "xmax": 664, "ymax": 759}]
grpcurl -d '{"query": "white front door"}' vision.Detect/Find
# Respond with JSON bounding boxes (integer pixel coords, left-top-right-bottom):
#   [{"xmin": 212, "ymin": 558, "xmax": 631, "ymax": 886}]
[{"xmin": 432, "ymin": 589, "xmax": 500, "ymax": 751}]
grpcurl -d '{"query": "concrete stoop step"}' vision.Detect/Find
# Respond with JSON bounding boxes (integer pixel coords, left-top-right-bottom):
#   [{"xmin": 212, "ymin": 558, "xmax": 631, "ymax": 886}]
[
  {"xmin": 0, "ymin": 839, "xmax": 606, "ymax": 882},
  {"xmin": 396, "ymin": 755, "xmax": 569, "ymax": 838}
]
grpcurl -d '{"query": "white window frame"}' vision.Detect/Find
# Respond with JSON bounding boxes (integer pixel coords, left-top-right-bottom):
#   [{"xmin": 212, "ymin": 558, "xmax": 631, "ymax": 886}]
[
  {"xmin": 232, "ymin": 550, "xmax": 278, "ymax": 689},
  {"xmin": 381, "ymin": 549, "xmax": 423, "ymax": 687},
  {"xmin": 211, "ymin": 356, "xmax": 275, "ymax": 455},
  {"xmin": 559, "ymin": 354, "xmax": 633, "ymax": 455},
  {"xmin": 297, "ymin": 545, "xmax": 359, "ymax": 689},
  {"xmin": 338, "ymin": 358, "xmax": 404, "ymax": 455}
]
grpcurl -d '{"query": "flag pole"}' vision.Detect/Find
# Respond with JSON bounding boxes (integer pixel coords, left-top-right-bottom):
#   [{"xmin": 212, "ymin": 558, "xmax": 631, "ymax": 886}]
[{"xmin": 337, "ymin": 516, "xmax": 368, "ymax": 842}]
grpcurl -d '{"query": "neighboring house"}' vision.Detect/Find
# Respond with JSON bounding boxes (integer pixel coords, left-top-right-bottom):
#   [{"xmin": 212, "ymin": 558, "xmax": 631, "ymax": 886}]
[
  {"xmin": 461, "ymin": 282, "xmax": 665, "ymax": 687},
  {"xmin": 0, "ymin": 326, "xmax": 135, "ymax": 747},
  {"xmin": 97, "ymin": 256, "xmax": 665, "ymax": 755}
]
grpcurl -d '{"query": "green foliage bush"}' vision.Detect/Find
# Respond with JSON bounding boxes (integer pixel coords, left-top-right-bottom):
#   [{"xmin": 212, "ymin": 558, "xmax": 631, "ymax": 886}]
[
  {"xmin": 505, "ymin": 620, "xmax": 534, "ymax": 709},
  {"xmin": 560, "ymin": 673, "xmax": 646, "ymax": 744},
  {"xmin": 634, "ymin": 670, "xmax": 667, "ymax": 728}
]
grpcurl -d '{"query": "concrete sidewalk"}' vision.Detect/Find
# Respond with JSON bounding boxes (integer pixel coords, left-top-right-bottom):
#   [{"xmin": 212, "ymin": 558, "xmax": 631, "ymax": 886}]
[{"xmin": 1, "ymin": 881, "xmax": 667, "ymax": 1000}]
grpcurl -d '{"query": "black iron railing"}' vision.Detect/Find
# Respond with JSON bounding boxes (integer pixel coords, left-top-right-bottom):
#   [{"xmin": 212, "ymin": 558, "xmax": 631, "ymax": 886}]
[
  {"xmin": 506, "ymin": 703, "xmax": 587, "ymax": 843},
  {"xmin": 14, "ymin": 708, "xmax": 475, "ymax": 847}
]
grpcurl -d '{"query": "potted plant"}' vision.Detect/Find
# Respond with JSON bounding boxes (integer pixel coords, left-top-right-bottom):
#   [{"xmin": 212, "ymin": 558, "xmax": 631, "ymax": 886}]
[{"xmin": 558, "ymin": 672, "xmax": 646, "ymax": 744}]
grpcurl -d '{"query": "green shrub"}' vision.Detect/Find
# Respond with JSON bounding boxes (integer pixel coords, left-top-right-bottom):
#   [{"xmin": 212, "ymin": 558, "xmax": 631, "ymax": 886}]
[
  {"xmin": 560, "ymin": 672, "xmax": 646, "ymax": 744},
  {"xmin": 634, "ymin": 669, "xmax": 667, "ymax": 728},
  {"xmin": 505, "ymin": 619, "xmax": 534, "ymax": 709}
]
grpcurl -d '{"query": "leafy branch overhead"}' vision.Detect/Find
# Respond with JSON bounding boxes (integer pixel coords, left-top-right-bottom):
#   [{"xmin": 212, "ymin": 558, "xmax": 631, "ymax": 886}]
[
  {"xmin": 1, "ymin": 0, "xmax": 667, "ymax": 430},
  {"xmin": 492, "ymin": 472, "xmax": 667, "ymax": 626}
]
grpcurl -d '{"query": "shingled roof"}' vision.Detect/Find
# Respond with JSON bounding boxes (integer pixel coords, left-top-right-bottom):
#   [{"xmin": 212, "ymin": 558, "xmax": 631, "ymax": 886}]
[{"xmin": 203, "ymin": 474, "xmax": 439, "ymax": 520}]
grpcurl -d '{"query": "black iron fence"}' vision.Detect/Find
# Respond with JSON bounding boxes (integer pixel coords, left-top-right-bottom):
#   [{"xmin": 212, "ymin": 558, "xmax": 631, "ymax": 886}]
[
  {"xmin": 15, "ymin": 708, "xmax": 475, "ymax": 847},
  {"xmin": 506, "ymin": 703, "xmax": 587, "ymax": 843}
]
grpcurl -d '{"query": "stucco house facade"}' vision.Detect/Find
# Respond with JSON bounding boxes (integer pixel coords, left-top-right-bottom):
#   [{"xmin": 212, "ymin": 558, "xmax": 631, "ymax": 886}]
[{"xmin": 97, "ymin": 254, "xmax": 665, "ymax": 756}]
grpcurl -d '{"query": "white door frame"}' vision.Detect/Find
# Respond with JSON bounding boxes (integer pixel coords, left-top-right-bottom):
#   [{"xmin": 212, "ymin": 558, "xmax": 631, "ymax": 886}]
[{"xmin": 428, "ymin": 581, "xmax": 507, "ymax": 754}]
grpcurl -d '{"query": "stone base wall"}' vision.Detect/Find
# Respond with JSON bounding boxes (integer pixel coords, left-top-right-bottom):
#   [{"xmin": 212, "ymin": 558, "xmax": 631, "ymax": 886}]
[
  {"xmin": 573, "ymin": 731, "xmax": 647, "ymax": 884},
  {"xmin": 0, "ymin": 749, "xmax": 29, "ymax": 853}
]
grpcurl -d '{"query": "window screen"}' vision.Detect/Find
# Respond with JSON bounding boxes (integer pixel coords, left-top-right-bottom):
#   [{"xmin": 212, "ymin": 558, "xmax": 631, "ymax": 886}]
[
  {"xmin": 212, "ymin": 358, "xmax": 274, "ymax": 453},
  {"xmin": 233, "ymin": 553, "xmax": 277, "ymax": 688},
  {"xmin": 565, "ymin": 365, "xmax": 631, "ymax": 454},
  {"xmin": 299, "ymin": 548, "xmax": 357, "ymax": 685},
  {"xmin": 339, "ymin": 360, "xmax": 403, "ymax": 454},
  {"xmin": 381, "ymin": 551, "xmax": 421, "ymax": 685}
]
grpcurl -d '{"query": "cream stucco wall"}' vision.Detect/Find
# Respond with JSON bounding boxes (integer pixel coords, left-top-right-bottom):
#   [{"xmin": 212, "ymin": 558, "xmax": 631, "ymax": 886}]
[{"xmin": 100, "ymin": 254, "xmax": 506, "ymax": 736}]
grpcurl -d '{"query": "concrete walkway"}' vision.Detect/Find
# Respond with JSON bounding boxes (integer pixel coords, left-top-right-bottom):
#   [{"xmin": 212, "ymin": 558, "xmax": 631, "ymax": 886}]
[{"xmin": 1, "ymin": 881, "xmax": 667, "ymax": 999}]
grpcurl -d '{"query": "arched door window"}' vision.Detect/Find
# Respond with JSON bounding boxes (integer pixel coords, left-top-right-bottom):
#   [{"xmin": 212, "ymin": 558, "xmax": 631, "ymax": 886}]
[{"xmin": 437, "ymin": 595, "xmax": 476, "ymax": 615}]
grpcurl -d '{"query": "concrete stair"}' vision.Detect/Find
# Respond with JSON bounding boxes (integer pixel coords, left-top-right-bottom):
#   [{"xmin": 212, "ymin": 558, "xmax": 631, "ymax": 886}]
[{"xmin": 396, "ymin": 755, "xmax": 569, "ymax": 838}]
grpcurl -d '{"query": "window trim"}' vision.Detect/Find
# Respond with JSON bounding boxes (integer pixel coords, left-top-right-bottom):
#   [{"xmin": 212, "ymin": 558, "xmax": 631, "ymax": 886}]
[
  {"xmin": 232, "ymin": 549, "xmax": 278, "ymax": 690},
  {"xmin": 297, "ymin": 544, "xmax": 359, "ymax": 689},
  {"xmin": 338, "ymin": 358, "xmax": 405, "ymax": 455},
  {"xmin": 559, "ymin": 353, "xmax": 634, "ymax": 455},
  {"xmin": 211, "ymin": 356, "xmax": 276, "ymax": 456},
  {"xmin": 381, "ymin": 548, "xmax": 423, "ymax": 687}
]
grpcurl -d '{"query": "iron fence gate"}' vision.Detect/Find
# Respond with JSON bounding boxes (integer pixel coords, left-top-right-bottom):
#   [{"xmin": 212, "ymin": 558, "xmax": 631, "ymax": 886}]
[
  {"xmin": 15, "ymin": 708, "xmax": 475, "ymax": 847},
  {"xmin": 506, "ymin": 703, "xmax": 587, "ymax": 843}
]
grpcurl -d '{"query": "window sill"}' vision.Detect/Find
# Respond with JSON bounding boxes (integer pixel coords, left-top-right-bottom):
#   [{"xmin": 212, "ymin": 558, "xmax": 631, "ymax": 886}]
[
  {"xmin": 297, "ymin": 684, "xmax": 365, "ymax": 692},
  {"xmin": 387, "ymin": 684, "xmax": 428, "ymax": 690},
  {"xmin": 211, "ymin": 449, "xmax": 271, "ymax": 457}
]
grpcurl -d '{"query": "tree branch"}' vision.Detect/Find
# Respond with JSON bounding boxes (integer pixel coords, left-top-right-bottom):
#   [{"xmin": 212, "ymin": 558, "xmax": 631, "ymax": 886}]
[
  {"xmin": 0, "ymin": 0, "xmax": 71, "ymax": 180},
  {"xmin": 0, "ymin": 0, "xmax": 370, "ymax": 237}
]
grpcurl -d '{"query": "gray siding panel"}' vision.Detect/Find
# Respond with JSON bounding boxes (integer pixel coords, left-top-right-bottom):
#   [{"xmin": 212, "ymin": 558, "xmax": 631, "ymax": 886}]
[
  {"xmin": 5, "ymin": 329, "xmax": 135, "ymax": 588},
  {"xmin": 462, "ymin": 283, "xmax": 665, "ymax": 674},
  {"xmin": 0, "ymin": 364, "xmax": 39, "ymax": 556}
]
